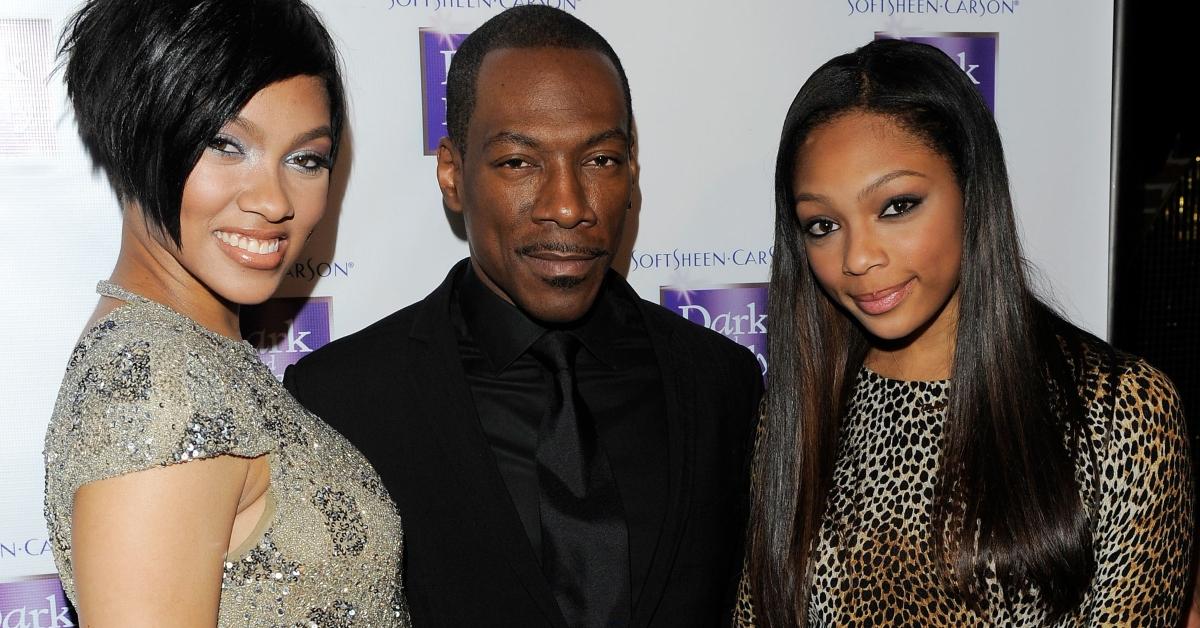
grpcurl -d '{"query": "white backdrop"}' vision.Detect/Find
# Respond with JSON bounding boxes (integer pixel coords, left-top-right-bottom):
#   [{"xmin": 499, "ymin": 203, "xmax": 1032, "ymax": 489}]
[{"xmin": 0, "ymin": 0, "xmax": 1113, "ymax": 617}]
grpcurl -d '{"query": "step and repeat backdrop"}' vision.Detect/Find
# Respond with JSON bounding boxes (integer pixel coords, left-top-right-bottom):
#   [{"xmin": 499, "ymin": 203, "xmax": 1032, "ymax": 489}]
[{"xmin": 1, "ymin": 0, "xmax": 1114, "ymax": 621}]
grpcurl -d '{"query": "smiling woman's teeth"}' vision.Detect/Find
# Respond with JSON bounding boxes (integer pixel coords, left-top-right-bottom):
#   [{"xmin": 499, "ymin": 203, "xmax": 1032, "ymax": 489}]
[{"xmin": 214, "ymin": 231, "xmax": 280, "ymax": 254}]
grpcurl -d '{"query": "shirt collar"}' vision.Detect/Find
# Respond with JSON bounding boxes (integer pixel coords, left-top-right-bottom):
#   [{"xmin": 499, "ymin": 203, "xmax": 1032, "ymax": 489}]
[
  {"xmin": 458, "ymin": 261, "xmax": 637, "ymax": 372},
  {"xmin": 458, "ymin": 262, "xmax": 544, "ymax": 372}
]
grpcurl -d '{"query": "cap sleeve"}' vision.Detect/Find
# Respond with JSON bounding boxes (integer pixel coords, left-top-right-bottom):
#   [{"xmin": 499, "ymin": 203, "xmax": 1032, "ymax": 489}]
[
  {"xmin": 44, "ymin": 315, "xmax": 274, "ymax": 596},
  {"xmin": 46, "ymin": 318, "xmax": 271, "ymax": 483}
]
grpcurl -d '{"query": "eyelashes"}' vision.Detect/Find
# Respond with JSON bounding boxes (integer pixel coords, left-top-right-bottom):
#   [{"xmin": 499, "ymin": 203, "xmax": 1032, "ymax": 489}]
[
  {"xmin": 207, "ymin": 134, "xmax": 244, "ymax": 155},
  {"xmin": 287, "ymin": 151, "xmax": 331, "ymax": 174},
  {"xmin": 880, "ymin": 195, "xmax": 922, "ymax": 217},
  {"xmin": 804, "ymin": 217, "xmax": 839, "ymax": 237},
  {"xmin": 205, "ymin": 134, "xmax": 331, "ymax": 174},
  {"xmin": 800, "ymin": 195, "xmax": 925, "ymax": 239}
]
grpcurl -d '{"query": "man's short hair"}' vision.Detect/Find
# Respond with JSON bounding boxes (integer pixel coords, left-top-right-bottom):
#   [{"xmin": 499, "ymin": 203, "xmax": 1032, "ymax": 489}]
[
  {"xmin": 60, "ymin": 0, "xmax": 346, "ymax": 247},
  {"xmin": 445, "ymin": 5, "xmax": 632, "ymax": 155}
]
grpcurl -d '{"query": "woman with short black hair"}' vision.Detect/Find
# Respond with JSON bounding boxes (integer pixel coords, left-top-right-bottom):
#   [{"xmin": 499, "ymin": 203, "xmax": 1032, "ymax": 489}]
[
  {"xmin": 42, "ymin": 1, "xmax": 410, "ymax": 625},
  {"xmin": 737, "ymin": 38, "xmax": 1192, "ymax": 626}
]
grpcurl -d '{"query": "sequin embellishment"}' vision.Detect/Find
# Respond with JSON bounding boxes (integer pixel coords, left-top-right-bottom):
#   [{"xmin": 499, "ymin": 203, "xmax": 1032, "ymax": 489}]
[
  {"xmin": 44, "ymin": 281, "xmax": 410, "ymax": 627},
  {"xmin": 314, "ymin": 487, "xmax": 368, "ymax": 557}
]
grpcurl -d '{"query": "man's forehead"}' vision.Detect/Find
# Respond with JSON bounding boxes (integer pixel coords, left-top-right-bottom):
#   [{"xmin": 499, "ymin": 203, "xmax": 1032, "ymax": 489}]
[
  {"xmin": 475, "ymin": 47, "xmax": 621, "ymax": 95},
  {"xmin": 481, "ymin": 127, "xmax": 629, "ymax": 151},
  {"xmin": 469, "ymin": 47, "xmax": 629, "ymax": 139}
]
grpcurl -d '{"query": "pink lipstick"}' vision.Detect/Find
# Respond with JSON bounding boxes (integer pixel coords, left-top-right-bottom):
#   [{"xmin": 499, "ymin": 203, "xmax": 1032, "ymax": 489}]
[
  {"xmin": 213, "ymin": 229, "xmax": 288, "ymax": 271},
  {"xmin": 851, "ymin": 278, "xmax": 915, "ymax": 316}
]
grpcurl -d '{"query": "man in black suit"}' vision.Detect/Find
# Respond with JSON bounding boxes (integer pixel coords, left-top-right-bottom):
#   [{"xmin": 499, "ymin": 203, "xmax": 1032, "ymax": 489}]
[{"xmin": 285, "ymin": 6, "xmax": 762, "ymax": 627}]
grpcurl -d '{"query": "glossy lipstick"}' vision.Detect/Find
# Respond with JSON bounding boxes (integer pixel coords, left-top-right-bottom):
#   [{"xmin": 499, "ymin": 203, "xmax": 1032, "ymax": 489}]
[
  {"xmin": 213, "ymin": 229, "xmax": 288, "ymax": 271},
  {"xmin": 851, "ymin": 278, "xmax": 915, "ymax": 315}
]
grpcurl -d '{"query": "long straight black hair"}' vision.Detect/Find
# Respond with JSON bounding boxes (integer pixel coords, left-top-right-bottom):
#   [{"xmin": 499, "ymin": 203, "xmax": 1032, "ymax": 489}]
[{"xmin": 748, "ymin": 38, "xmax": 1096, "ymax": 625}]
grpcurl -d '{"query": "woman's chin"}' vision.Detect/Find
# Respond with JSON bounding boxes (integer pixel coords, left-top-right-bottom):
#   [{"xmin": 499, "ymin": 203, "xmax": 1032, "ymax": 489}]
[{"xmin": 209, "ymin": 278, "xmax": 287, "ymax": 307}]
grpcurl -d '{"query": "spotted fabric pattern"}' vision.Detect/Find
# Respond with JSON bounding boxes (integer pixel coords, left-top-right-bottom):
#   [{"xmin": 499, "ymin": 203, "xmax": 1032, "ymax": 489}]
[{"xmin": 734, "ymin": 339, "xmax": 1193, "ymax": 626}]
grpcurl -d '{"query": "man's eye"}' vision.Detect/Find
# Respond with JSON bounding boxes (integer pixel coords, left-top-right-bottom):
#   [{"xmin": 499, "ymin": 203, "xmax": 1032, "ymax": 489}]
[
  {"xmin": 805, "ymin": 218, "xmax": 839, "ymax": 238},
  {"xmin": 588, "ymin": 155, "xmax": 620, "ymax": 167},
  {"xmin": 500, "ymin": 158, "xmax": 532, "ymax": 169}
]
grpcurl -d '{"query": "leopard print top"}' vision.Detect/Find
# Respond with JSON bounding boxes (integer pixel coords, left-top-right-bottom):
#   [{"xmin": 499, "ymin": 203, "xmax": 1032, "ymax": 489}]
[{"xmin": 734, "ymin": 341, "xmax": 1193, "ymax": 626}]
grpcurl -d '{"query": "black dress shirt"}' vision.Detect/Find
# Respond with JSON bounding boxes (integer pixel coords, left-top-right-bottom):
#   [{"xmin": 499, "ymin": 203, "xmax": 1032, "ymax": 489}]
[{"xmin": 451, "ymin": 262, "xmax": 669, "ymax": 601}]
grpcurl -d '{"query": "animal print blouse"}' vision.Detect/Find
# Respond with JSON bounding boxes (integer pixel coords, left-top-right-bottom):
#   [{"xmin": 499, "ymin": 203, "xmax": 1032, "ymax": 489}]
[{"xmin": 734, "ymin": 339, "xmax": 1192, "ymax": 626}]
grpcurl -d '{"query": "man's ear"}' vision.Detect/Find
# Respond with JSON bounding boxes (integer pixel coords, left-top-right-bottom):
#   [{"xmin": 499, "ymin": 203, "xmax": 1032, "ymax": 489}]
[
  {"xmin": 628, "ymin": 118, "xmax": 640, "ymax": 191},
  {"xmin": 436, "ymin": 137, "xmax": 464, "ymax": 213}
]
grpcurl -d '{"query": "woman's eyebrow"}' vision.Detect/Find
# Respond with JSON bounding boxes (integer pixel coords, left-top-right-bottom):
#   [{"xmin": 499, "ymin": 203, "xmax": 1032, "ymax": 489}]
[{"xmin": 858, "ymin": 169, "xmax": 927, "ymax": 200}]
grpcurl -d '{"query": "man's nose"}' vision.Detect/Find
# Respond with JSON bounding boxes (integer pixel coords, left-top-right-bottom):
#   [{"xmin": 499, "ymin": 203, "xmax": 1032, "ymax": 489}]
[{"xmin": 531, "ymin": 160, "xmax": 595, "ymax": 229}]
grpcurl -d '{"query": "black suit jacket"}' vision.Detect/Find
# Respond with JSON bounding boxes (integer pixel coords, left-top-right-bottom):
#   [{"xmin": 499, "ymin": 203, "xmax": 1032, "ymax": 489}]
[{"xmin": 284, "ymin": 260, "xmax": 763, "ymax": 627}]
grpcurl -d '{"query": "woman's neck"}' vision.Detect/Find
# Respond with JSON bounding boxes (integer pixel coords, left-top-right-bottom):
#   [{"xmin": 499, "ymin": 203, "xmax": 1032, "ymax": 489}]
[
  {"xmin": 864, "ymin": 291, "xmax": 959, "ymax": 381},
  {"xmin": 107, "ymin": 221, "xmax": 242, "ymax": 340}
]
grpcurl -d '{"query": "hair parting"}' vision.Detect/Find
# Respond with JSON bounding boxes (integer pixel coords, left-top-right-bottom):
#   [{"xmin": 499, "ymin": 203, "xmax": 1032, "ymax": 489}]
[{"xmin": 748, "ymin": 38, "xmax": 1095, "ymax": 626}]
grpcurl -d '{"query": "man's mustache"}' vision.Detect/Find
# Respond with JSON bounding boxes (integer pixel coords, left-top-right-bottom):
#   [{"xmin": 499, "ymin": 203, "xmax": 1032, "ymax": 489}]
[{"xmin": 516, "ymin": 242, "xmax": 610, "ymax": 257}]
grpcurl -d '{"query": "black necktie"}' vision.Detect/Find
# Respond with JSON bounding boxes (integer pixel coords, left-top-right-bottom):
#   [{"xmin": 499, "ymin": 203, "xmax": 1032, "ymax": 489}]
[{"xmin": 529, "ymin": 330, "xmax": 631, "ymax": 627}]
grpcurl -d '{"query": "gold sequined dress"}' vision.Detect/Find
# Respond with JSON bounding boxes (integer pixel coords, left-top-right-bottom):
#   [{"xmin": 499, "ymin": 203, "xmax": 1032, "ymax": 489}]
[{"xmin": 44, "ymin": 281, "xmax": 411, "ymax": 627}]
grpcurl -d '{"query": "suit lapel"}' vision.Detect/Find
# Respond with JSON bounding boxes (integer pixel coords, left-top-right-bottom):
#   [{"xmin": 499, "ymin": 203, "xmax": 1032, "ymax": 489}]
[
  {"xmin": 405, "ymin": 262, "xmax": 568, "ymax": 628},
  {"xmin": 629, "ymin": 300, "xmax": 696, "ymax": 627}
]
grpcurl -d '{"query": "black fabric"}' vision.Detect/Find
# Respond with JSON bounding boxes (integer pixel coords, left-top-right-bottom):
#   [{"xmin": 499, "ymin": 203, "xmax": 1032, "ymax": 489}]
[
  {"xmin": 452, "ymin": 261, "xmax": 668, "ymax": 602},
  {"xmin": 452, "ymin": 265, "xmax": 546, "ymax": 553},
  {"xmin": 284, "ymin": 259, "xmax": 764, "ymax": 628},
  {"xmin": 530, "ymin": 331, "xmax": 631, "ymax": 627}
]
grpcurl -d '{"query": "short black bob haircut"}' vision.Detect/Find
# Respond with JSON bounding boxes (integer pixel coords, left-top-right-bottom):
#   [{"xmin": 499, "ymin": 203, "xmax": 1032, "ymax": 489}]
[
  {"xmin": 444, "ymin": 5, "xmax": 632, "ymax": 156},
  {"xmin": 60, "ymin": 0, "xmax": 346, "ymax": 247}
]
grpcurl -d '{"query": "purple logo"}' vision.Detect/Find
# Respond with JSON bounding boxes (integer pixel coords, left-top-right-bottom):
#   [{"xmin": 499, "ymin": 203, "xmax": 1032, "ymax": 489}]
[
  {"xmin": 875, "ymin": 32, "xmax": 998, "ymax": 112},
  {"xmin": 0, "ymin": 19, "xmax": 56, "ymax": 156},
  {"xmin": 420, "ymin": 29, "xmax": 468, "ymax": 155},
  {"xmin": 660, "ymin": 284, "xmax": 769, "ymax": 377},
  {"xmin": 0, "ymin": 575, "xmax": 76, "ymax": 627},
  {"xmin": 240, "ymin": 297, "xmax": 332, "ymax": 380}
]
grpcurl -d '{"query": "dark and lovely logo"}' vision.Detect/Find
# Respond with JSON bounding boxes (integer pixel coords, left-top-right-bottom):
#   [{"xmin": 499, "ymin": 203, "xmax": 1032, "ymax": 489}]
[
  {"xmin": 876, "ymin": 32, "xmax": 998, "ymax": 112},
  {"xmin": 420, "ymin": 29, "xmax": 468, "ymax": 155},
  {"xmin": 848, "ymin": 0, "xmax": 1018, "ymax": 16},
  {"xmin": 661, "ymin": 284, "xmax": 769, "ymax": 377},
  {"xmin": 0, "ymin": 575, "xmax": 76, "ymax": 627},
  {"xmin": 240, "ymin": 297, "xmax": 332, "ymax": 380}
]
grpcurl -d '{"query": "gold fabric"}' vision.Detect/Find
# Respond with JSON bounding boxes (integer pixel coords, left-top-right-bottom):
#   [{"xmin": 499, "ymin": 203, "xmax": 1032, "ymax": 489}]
[{"xmin": 44, "ymin": 281, "xmax": 410, "ymax": 627}]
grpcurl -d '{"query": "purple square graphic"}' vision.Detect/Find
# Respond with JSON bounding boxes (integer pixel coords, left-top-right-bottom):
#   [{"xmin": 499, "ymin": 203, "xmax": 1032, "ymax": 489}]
[
  {"xmin": 420, "ymin": 29, "xmax": 468, "ymax": 155},
  {"xmin": 240, "ymin": 297, "xmax": 332, "ymax": 380},
  {"xmin": 876, "ymin": 32, "xmax": 998, "ymax": 112},
  {"xmin": 0, "ymin": 575, "xmax": 76, "ymax": 627},
  {"xmin": 660, "ymin": 284, "xmax": 769, "ymax": 377}
]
